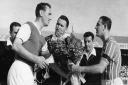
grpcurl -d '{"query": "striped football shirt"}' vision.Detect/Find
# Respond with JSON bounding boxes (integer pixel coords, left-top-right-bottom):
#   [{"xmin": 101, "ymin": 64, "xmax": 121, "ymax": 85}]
[{"xmin": 101, "ymin": 37, "xmax": 121, "ymax": 80}]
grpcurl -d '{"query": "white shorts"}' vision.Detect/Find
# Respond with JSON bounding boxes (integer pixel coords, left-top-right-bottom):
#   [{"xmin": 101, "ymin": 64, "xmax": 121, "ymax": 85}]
[{"xmin": 7, "ymin": 60, "xmax": 36, "ymax": 85}]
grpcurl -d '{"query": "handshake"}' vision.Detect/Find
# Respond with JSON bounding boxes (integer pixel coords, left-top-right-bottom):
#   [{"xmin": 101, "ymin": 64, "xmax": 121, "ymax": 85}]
[{"xmin": 34, "ymin": 54, "xmax": 54, "ymax": 83}]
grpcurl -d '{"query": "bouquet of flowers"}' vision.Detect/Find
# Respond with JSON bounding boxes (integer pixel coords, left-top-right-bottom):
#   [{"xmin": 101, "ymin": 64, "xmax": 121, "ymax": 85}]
[
  {"xmin": 47, "ymin": 34, "xmax": 83, "ymax": 71},
  {"xmin": 47, "ymin": 35, "xmax": 69, "ymax": 73},
  {"xmin": 65, "ymin": 33, "xmax": 83, "ymax": 64},
  {"xmin": 47, "ymin": 33, "xmax": 84, "ymax": 85}
]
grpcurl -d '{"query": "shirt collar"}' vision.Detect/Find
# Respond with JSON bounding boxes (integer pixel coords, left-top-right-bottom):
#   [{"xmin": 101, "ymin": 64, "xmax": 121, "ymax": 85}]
[
  {"xmin": 91, "ymin": 48, "xmax": 96, "ymax": 56},
  {"xmin": 7, "ymin": 37, "xmax": 12, "ymax": 46},
  {"xmin": 105, "ymin": 37, "xmax": 113, "ymax": 43},
  {"xmin": 83, "ymin": 47, "xmax": 96, "ymax": 57}
]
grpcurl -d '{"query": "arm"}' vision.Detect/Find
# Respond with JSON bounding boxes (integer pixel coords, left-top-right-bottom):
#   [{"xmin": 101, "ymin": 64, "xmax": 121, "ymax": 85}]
[
  {"xmin": 72, "ymin": 41, "xmax": 116, "ymax": 74},
  {"xmin": 12, "ymin": 24, "xmax": 47, "ymax": 69},
  {"xmin": 12, "ymin": 38, "xmax": 42, "ymax": 64},
  {"xmin": 72, "ymin": 57, "xmax": 109, "ymax": 74},
  {"xmin": 41, "ymin": 50, "xmax": 51, "ymax": 59}
]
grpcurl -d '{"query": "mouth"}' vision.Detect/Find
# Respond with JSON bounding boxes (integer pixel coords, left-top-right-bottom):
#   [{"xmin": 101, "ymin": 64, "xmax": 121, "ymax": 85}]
[{"xmin": 48, "ymin": 20, "xmax": 50, "ymax": 23}]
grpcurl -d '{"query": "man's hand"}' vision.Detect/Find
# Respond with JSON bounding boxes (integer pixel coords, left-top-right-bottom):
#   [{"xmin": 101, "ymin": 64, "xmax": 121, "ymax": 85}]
[
  {"xmin": 71, "ymin": 64, "xmax": 81, "ymax": 72},
  {"xmin": 36, "ymin": 56, "xmax": 48, "ymax": 69}
]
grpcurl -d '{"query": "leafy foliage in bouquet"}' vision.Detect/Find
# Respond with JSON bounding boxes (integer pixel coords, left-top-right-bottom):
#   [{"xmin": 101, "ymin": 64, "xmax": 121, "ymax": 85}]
[
  {"xmin": 65, "ymin": 33, "xmax": 83, "ymax": 64},
  {"xmin": 48, "ymin": 38, "xmax": 68, "ymax": 56},
  {"xmin": 46, "ymin": 35, "xmax": 69, "ymax": 73}
]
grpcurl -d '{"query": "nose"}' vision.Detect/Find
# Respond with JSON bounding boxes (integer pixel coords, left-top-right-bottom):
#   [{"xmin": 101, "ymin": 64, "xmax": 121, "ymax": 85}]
[
  {"xmin": 59, "ymin": 25, "xmax": 62, "ymax": 28},
  {"xmin": 84, "ymin": 41, "xmax": 88, "ymax": 46},
  {"xmin": 94, "ymin": 26, "xmax": 97, "ymax": 30},
  {"xmin": 86, "ymin": 42, "xmax": 89, "ymax": 46},
  {"xmin": 56, "ymin": 26, "xmax": 60, "ymax": 31}
]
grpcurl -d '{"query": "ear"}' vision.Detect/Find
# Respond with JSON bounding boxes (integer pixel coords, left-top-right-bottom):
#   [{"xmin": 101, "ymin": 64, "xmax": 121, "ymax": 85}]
[
  {"xmin": 103, "ymin": 24, "xmax": 107, "ymax": 31},
  {"xmin": 39, "ymin": 10, "xmax": 44, "ymax": 17}
]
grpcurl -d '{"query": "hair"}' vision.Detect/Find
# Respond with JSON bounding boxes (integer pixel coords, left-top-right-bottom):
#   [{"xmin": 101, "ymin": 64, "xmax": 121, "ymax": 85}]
[
  {"xmin": 83, "ymin": 31, "xmax": 94, "ymax": 41},
  {"xmin": 100, "ymin": 16, "xmax": 112, "ymax": 31},
  {"xmin": 35, "ymin": 2, "xmax": 51, "ymax": 17},
  {"xmin": 10, "ymin": 22, "xmax": 21, "ymax": 33},
  {"xmin": 59, "ymin": 15, "xmax": 69, "ymax": 27}
]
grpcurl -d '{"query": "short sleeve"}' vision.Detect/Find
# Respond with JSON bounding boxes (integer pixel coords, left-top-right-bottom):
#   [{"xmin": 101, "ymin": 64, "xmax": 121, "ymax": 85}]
[
  {"xmin": 6, "ymin": 38, "xmax": 12, "ymax": 46},
  {"xmin": 101, "ymin": 57, "xmax": 109, "ymax": 65},
  {"xmin": 103, "ymin": 41, "xmax": 117, "ymax": 61},
  {"xmin": 16, "ymin": 24, "xmax": 31, "ymax": 43},
  {"xmin": 41, "ymin": 42, "xmax": 48, "ymax": 51}
]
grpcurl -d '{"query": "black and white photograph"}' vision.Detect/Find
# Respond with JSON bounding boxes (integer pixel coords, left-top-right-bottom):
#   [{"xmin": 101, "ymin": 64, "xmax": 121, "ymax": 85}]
[{"xmin": 0, "ymin": 0, "xmax": 128, "ymax": 85}]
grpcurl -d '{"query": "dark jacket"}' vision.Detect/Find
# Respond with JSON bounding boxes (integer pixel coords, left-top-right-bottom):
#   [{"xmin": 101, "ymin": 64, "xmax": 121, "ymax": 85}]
[{"xmin": 80, "ymin": 47, "xmax": 102, "ymax": 85}]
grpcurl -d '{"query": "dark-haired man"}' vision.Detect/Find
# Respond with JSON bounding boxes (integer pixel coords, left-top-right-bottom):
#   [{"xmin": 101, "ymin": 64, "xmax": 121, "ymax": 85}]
[
  {"xmin": 7, "ymin": 22, "xmax": 21, "ymax": 45},
  {"xmin": 45, "ymin": 15, "xmax": 70, "ymax": 85},
  {"xmin": 72, "ymin": 16, "xmax": 122, "ymax": 85},
  {"xmin": 7, "ymin": 2, "xmax": 52, "ymax": 85},
  {"xmin": 80, "ymin": 31, "xmax": 101, "ymax": 85}
]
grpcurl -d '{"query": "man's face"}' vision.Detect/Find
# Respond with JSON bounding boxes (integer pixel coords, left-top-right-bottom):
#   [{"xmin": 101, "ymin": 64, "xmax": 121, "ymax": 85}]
[
  {"xmin": 10, "ymin": 26, "xmax": 20, "ymax": 40},
  {"xmin": 95, "ymin": 19, "xmax": 104, "ymax": 37},
  {"xmin": 41, "ymin": 6, "xmax": 52, "ymax": 26},
  {"xmin": 55, "ymin": 18, "xmax": 67, "ymax": 37},
  {"xmin": 84, "ymin": 36, "xmax": 93, "ymax": 52}
]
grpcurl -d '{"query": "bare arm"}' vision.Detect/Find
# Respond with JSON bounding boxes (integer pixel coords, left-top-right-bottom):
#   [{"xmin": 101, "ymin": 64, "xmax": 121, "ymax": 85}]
[
  {"xmin": 72, "ymin": 57, "xmax": 109, "ymax": 74},
  {"xmin": 12, "ymin": 38, "xmax": 47, "ymax": 69},
  {"xmin": 41, "ymin": 50, "xmax": 51, "ymax": 59},
  {"xmin": 40, "ymin": 42, "xmax": 51, "ymax": 59}
]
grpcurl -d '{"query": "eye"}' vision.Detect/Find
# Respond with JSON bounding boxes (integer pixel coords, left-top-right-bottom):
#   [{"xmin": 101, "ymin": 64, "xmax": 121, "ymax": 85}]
[
  {"xmin": 61, "ymin": 24, "xmax": 64, "ymax": 27},
  {"xmin": 97, "ymin": 23, "xmax": 100, "ymax": 26},
  {"xmin": 57, "ymin": 23, "xmax": 59, "ymax": 25}
]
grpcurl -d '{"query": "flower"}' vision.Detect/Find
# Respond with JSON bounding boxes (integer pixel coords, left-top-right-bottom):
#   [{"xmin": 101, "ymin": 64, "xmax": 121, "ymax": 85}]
[
  {"xmin": 119, "ymin": 66, "xmax": 128, "ymax": 78},
  {"xmin": 65, "ymin": 33, "xmax": 83, "ymax": 64},
  {"xmin": 47, "ymin": 34, "xmax": 84, "ymax": 85}
]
